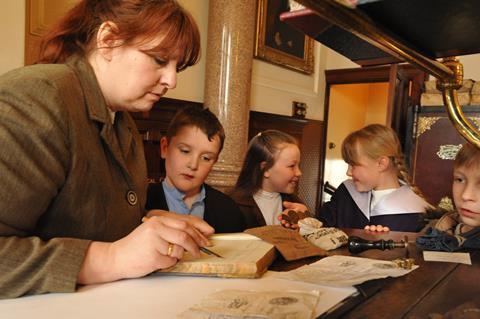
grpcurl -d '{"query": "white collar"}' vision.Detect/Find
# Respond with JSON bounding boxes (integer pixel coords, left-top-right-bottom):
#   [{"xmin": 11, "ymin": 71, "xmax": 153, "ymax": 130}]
[
  {"xmin": 108, "ymin": 109, "xmax": 116, "ymax": 124},
  {"xmin": 343, "ymin": 179, "xmax": 427, "ymax": 220},
  {"xmin": 254, "ymin": 189, "xmax": 281, "ymax": 200}
]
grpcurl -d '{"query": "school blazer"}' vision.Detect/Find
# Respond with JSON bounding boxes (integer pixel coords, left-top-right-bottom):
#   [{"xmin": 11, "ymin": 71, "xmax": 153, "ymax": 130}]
[
  {"xmin": 146, "ymin": 182, "xmax": 247, "ymax": 233},
  {"xmin": 0, "ymin": 56, "xmax": 147, "ymax": 298},
  {"xmin": 318, "ymin": 180, "xmax": 426, "ymax": 232}
]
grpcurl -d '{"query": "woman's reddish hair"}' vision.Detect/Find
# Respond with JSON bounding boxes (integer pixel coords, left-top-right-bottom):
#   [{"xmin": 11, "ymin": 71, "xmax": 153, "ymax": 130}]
[{"xmin": 38, "ymin": 0, "xmax": 200, "ymax": 71}]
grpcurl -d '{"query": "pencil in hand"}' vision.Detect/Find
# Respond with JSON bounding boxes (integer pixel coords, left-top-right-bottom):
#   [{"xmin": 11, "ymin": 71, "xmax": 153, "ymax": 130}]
[
  {"xmin": 200, "ymin": 246, "xmax": 223, "ymax": 258},
  {"xmin": 141, "ymin": 216, "xmax": 223, "ymax": 258}
]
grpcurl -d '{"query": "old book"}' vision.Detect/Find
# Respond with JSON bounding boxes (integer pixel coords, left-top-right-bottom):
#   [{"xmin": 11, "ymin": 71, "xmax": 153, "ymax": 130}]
[
  {"xmin": 471, "ymin": 94, "xmax": 480, "ymax": 105},
  {"xmin": 471, "ymin": 81, "xmax": 480, "ymax": 95},
  {"xmin": 158, "ymin": 233, "xmax": 277, "ymax": 278}
]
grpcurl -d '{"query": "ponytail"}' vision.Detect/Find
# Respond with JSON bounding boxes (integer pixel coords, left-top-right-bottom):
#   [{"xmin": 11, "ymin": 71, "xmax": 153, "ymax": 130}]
[
  {"xmin": 392, "ymin": 155, "xmax": 428, "ymax": 204},
  {"xmin": 39, "ymin": 1, "xmax": 103, "ymax": 63}
]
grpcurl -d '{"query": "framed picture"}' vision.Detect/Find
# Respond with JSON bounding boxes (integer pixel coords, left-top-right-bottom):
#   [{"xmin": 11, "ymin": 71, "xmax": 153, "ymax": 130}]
[{"xmin": 254, "ymin": 0, "xmax": 314, "ymax": 74}]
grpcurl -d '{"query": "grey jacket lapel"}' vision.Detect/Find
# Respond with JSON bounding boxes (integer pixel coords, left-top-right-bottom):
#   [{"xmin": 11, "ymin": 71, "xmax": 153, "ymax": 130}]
[{"xmin": 66, "ymin": 56, "xmax": 134, "ymax": 185}]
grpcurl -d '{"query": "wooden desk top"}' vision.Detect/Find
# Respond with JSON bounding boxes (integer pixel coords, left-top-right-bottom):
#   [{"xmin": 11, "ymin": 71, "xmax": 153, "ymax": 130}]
[
  {"xmin": 316, "ymin": 229, "xmax": 479, "ymax": 319},
  {"xmin": 0, "ymin": 229, "xmax": 477, "ymax": 319}
]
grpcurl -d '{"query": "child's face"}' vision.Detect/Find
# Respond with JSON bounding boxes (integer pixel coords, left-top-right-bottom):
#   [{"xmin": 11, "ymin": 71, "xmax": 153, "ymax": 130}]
[
  {"xmin": 453, "ymin": 163, "xmax": 480, "ymax": 227},
  {"xmin": 262, "ymin": 144, "xmax": 301, "ymax": 194},
  {"xmin": 346, "ymin": 148, "xmax": 381, "ymax": 193},
  {"xmin": 161, "ymin": 126, "xmax": 220, "ymax": 197}
]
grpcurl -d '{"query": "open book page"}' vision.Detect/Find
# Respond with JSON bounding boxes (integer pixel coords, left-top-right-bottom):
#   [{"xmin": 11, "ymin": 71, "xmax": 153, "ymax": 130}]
[{"xmin": 158, "ymin": 233, "xmax": 276, "ymax": 278}]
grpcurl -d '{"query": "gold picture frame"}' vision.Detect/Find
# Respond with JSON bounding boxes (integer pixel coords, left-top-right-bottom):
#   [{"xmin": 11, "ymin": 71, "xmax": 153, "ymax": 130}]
[{"xmin": 254, "ymin": 0, "xmax": 314, "ymax": 74}]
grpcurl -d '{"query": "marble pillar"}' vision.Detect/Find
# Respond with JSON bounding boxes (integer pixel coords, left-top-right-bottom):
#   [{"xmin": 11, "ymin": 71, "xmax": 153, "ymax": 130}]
[{"xmin": 204, "ymin": 0, "xmax": 256, "ymax": 190}]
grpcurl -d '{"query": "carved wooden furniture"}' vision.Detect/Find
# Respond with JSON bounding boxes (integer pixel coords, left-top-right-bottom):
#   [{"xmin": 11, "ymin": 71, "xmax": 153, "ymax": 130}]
[{"xmin": 407, "ymin": 106, "xmax": 480, "ymax": 208}]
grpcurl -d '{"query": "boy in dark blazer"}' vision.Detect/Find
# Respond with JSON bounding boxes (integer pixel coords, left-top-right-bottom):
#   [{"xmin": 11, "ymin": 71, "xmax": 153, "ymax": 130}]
[{"xmin": 146, "ymin": 106, "xmax": 246, "ymax": 233}]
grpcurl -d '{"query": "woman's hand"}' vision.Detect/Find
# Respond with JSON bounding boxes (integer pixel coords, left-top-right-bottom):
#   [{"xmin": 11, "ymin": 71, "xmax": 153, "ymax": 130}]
[
  {"xmin": 364, "ymin": 224, "xmax": 390, "ymax": 232},
  {"xmin": 145, "ymin": 209, "xmax": 215, "ymax": 236},
  {"xmin": 77, "ymin": 211, "xmax": 214, "ymax": 285},
  {"xmin": 278, "ymin": 201, "xmax": 309, "ymax": 229}
]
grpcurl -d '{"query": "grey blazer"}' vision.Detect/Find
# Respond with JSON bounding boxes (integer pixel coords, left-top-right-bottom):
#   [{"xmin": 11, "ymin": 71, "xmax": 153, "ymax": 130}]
[{"xmin": 0, "ymin": 56, "xmax": 147, "ymax": 298}]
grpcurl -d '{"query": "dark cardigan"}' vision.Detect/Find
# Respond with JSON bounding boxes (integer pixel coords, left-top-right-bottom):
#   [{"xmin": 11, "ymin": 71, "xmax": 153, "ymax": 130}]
[{"xmin": 146, "ymin": 182, "xmax": 246, "ymax": 233}]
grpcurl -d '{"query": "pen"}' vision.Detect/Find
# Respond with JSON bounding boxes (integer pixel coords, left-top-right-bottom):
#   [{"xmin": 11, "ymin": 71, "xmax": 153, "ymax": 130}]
[
  {"xmin": 200, "ymin": 247, "xmax": 223, "ymax": 258},
  {"xmin": 141, "ymin": 216, "xmax": 224, "ymax": 258}
]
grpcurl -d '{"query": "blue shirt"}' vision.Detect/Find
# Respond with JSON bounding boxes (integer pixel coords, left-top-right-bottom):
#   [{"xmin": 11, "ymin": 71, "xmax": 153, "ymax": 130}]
[{"xmin": 162, "ymin": 180, "xmax": 206, "ymax": 219}]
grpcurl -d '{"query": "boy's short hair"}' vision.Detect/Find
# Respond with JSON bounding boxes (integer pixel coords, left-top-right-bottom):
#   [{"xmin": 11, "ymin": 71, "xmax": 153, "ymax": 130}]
[
  {"xmin": 166, "ymin": 106, "xmax": 225, "ymax": 154},
  {"xmin": 455, "ymin": 143, "xmax": 480, "ymax": 168}
]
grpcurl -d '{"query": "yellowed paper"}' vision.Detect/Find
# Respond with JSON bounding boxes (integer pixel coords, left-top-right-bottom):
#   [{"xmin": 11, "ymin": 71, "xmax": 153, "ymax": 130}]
[
  {"xmin": 178, "ymin": 289, "xmax": 320, "ymax": 319},
  {"xmin": 270, "ymin": 255, "xmax": 418, "ymax": 287},
  {"xmin": 158, "ymin": 233, "xmax": 276, "ymax": 278},
  {"xmin": 423, "ymin": 251, "xmax": 472, "ymax": 265},
  {"xmin": 245, "ymin": 225, "xmax": 326, "ymax": 261}
]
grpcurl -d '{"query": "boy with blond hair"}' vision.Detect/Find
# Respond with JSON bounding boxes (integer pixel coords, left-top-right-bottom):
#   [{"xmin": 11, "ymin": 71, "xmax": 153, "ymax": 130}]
[{"xmin": 417, "ymin": 143, "xmax": 480, "ymax": 251}]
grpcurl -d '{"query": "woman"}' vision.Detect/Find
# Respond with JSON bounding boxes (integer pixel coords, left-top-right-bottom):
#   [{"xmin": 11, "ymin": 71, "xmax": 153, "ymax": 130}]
[{"xmin": 0, "ymin": 0, "xmax": 213, "ymax": 299}]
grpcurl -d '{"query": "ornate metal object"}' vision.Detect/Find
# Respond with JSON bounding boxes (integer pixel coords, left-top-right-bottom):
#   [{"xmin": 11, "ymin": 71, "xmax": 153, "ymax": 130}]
[
  {"xmin": 416, "ymin": 117, "xmax": 440, "ymax": 138},
  {"xmin": 436, "ymin": 144, "xmax": 463, "ymax": 160},
  {"xmin": 438, "ymin": 196, "xmax": 454, "ymax": 212}
]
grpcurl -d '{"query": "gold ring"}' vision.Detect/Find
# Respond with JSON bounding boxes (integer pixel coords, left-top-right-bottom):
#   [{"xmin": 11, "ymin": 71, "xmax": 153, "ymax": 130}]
[{"xmin": 167, "ymin": 243, "xmax": 174, "ymax": 256}]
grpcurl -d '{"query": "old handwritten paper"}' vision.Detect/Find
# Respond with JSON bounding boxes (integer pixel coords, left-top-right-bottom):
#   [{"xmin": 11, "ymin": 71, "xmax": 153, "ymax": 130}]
[
  {"xmin": 299, "ymin": 218, "xmax": 348, "ymax": 251},
  {"xmin": 269, "ymin": 255, "xmax": 418, "ymax": 287},
  {"xmin": 245, "ymin": 225, "xmax": 327, "ymax": 261},
  {"xmin": 178, "ymin": 289, "xmax": 320, "ymax": 319},
  {"xmin": 158, "ymin": 233, "xmax": 276, "ymax": 278}
]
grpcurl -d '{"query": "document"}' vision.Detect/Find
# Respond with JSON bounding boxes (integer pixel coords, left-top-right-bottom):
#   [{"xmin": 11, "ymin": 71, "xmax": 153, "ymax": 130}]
[
  {"xmin": 178, "ymin": 289, "xmax": 320, "ymax": 319},
  {"xmin": 269, "ymin": 255, "xmax": 418, "ymax": 287},
  {"xmin": 245, "ymin": 225, "xmax": 327, "ymax": 261}
]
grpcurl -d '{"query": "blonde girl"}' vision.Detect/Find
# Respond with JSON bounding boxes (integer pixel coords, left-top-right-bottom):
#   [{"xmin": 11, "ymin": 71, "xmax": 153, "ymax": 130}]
[
  {"xmin": 230, "ymin": 130, "xmax": 307, "ymax": 229},
  {"xmin": 318, "ymin": 124, "xmax": 429, "ymax": 232}
]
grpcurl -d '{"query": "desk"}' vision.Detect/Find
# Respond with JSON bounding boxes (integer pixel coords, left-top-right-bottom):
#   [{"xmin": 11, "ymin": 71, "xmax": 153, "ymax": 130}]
[
  {"xmin": 327, "ymin": 229, "xmax": 480, "ymax": 319},
  {"xmin": 0, "ymin": 230, "xmax": 478, "ymax": 319}
]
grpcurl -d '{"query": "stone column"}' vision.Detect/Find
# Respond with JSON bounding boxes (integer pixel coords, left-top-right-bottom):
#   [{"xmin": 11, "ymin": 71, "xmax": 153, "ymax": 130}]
[{"xmin": 204, "ymin": 0, "xmax": 256, "ymax": 190}]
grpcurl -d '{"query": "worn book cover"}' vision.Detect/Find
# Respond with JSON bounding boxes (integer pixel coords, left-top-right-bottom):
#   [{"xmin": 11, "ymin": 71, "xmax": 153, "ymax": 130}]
[{"xmin": 158, "ymin": 233, "xmax": 277, "ymax": 278}]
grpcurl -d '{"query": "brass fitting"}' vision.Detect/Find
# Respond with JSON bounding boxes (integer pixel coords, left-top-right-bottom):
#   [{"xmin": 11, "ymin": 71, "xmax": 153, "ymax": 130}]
[{"xmin": 436, "ymin": 57, "xmax": 463, "ymax": 90}]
